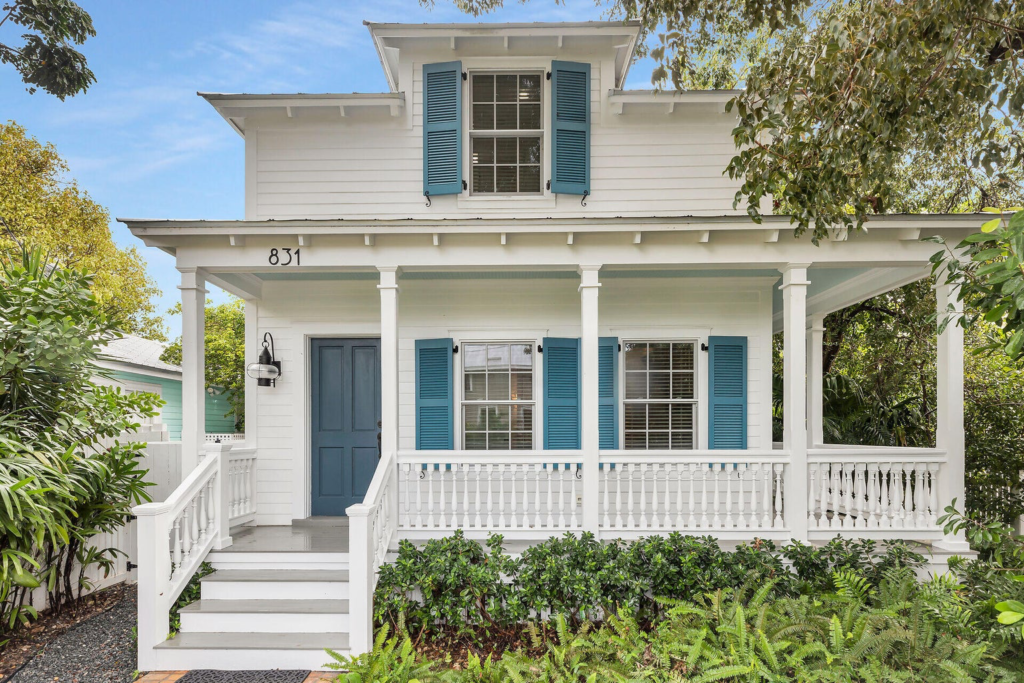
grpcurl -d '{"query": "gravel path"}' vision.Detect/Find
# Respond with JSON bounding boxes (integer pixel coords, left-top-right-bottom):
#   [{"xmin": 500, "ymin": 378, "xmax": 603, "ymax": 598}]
[{"xmin": 10, "ymin": 586, "xmax": 138, "ymax": 683}]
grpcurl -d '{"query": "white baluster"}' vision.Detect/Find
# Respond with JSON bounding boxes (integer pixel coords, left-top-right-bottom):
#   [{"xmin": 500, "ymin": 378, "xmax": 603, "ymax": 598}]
[
  {"xmin": 616, "ymin": 465, "xmax": 625, "ymax": 528},
  {"xmin": 675, "ymin": 463, "xmax": 685, "ymax": 528},
  {"xmin": 712, "ymin": 464, "xmax": 722, "ymax": 528},
  {"xmin": 426, "ymin": 464, "xmax": 435, "ymax": 528},
  {"xmin": 853, "ymin": 464, "xmax": 865, "ymax": 528},
  {"xmin": 207, "ymin": 479, "xmax": 216, "ymax": 535},
  {"xmin": 808, "ymin": 463, "xmax": 818, "ymax": 528},
  {"xmin": 651, "ymin": 464, "xmax": 661, "ymax": 528},
  {"xmin": 914, "ymin": 463, "xmax": 927, "ymax": 528},
  {"xmin": 841, "ymin": 463, "xmax": 853, "ymax": 529},
  {"xmin": 879, "ymin": 462, "xmax": 892, "ymax": 528},
  {"xmin": 688, "ymin": 463, "xmax": 697, "ymax": 527},
  {"xmin": 866, "ymin": 463, "xmax": 878, "ymax": 528},
  {"xmin": 414, "ymin": 464, "xmax": 424, "ymax": 528},
  {"xmin": 172, "ymin": 517, "xmax": 182, "ymax": 569},
  {"xmin": 773, "ymin": 464, "xmax": 784, "ymax": 527},
  {"xmin": 639, "ymin": 464, "xmax": 649, "ymax": 529},
  {"xmin": 928, "ymin": 463, "xmax": 940, "ymax": 525},
  {"xmin": 516, "ymin": 464, "xmax": 526, "ymax": 528},
  {"xmin": 245, "ymin": 460, "xmax": 253, "ymax": 513},
  {"xmin": 495, "ymin": 464, "xmax": 503, "ymax": 528},
  {"xmin": 602, "ymin": 464, "xmax": 611, "ymax": 528},
  {"xmin": 725, "ymin": 465, "xmax": 734, "ymax": 529},
  {"xmin": 190, "ymin": 499, "xmax": 199, "ymax": 551},
  {"xmin": 474, "ymin": 464, "xmax": 482, "ymax": 528},
  {"xmin": 570, "ymin": 465, "xmax": 579, "ymax": 529},
  {"xmin": 902, "ymin": 463, "xmax": 914, "ymax": 527},
  {"xmin": 830, "ymin": 464, "xmax": 842, "ymax": 530},
  {"xmin": 627, "ymin": 464, "xmax": 636, "ymax": 528},
  {"xmin": 533, "ymin": 464, "xmax": 542, "ymax": 528},
  {"xmin": 817, "ymin": 462, "xmax": 829, "ymax": 530},
  {"xmin": 749, "ymin": 464, "xmax": 762, "ymax": 529},
  {"xmin": 700, "ymin": 464, "xmax": 710, "ymax": 527},
  {"xmin": 761, "ymin": 463, "xmax": 773, "ymax": 528}
]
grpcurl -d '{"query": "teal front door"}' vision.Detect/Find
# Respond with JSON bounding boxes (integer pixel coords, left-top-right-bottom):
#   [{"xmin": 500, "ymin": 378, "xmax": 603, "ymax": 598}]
[{"xmin": 310, "ymin": 338, "xmax": 382, "ymax": 516}]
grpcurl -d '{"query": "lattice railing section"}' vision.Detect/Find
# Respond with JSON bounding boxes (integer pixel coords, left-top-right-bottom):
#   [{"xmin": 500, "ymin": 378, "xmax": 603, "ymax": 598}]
[
  {"xmin": 597, "ymin": 453, "xmax": 789, "ymax": 533},
  {"xmin": 808, "ymin": 456, "xmax": 943, "ymax": 531},
  {"xmin": 396, "ymin": 452, "xmax": 585, "ymax": 533}
]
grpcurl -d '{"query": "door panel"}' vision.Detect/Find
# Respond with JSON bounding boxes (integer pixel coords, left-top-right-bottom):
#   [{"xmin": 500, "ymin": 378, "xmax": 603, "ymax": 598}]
[{"xmin": 310, "ymin": 338, "xmax": 382, "ymax": 516}]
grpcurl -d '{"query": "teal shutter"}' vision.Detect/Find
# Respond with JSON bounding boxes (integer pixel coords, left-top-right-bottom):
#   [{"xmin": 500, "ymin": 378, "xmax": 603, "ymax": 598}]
[
  {"xmin": 422, "ymin": 61, "xmax": 463, "ymax": 198},
  {"xmin": 415, "ymin": 338, "xmax": 454, "ymax": 449},
  {"xmin": 598, "ymin": 337, "xmax": 619, "ymax": 449},
  {"xmin": 543, "ymin": 337, "xmax": 581, "ymax": 449},
  {"xmin": 708, "ymin": 336, "xmax": 747, "ymax": 450},
  {"xmin": 550, "ymin": 60, "xmax": 590, "ymax": 195}
]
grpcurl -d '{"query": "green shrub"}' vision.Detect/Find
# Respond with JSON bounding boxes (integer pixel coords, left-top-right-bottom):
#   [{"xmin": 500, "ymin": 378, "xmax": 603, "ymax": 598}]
[
  {"xmin": 0, "ymin": 249, "xmax": 160, "ymax": 645},
  {"xmin": 782, "ymin": 537, "xmax": 925, "ymax": 593}
]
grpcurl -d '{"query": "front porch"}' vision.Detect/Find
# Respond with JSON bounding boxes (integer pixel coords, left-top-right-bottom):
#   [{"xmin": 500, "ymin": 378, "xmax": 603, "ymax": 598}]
[{"xmin": 128, "ymin": 213, "xmax": 976, "ymax": 666}]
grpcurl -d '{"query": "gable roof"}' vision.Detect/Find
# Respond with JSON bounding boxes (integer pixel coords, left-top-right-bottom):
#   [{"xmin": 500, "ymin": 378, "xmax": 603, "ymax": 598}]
[{"xmin": 101, "ymin": 335, "xmax": 181, "ymax": 375}]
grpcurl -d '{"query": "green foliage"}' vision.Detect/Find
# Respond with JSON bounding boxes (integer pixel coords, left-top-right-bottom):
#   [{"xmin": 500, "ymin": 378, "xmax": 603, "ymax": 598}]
[
  {"xmin": 161, "ymin": 297, "xmax": 245, "ymax": 430},
  {"xmin": 355, "ymin": 563, "xmax": 1019, "ymax": 682},
  {"xmin": 325, "ymin": 624, "xmax": 435, "ymax": 683},
  {"xmin": 375, "ymin": 532, "xmax": 925, "ymax": 645},
  {"xmin": 0, "ymin": 0, "xmax": 96, "ymax": 98},
  {"xmin": 932, "ymin": 209, "xmax": 1024, "ymax": 363},
  {"xmin": 168, "ymin": 562, "xmax": 214, "ymax": 635},
  {"xmin": 0, "ymin": 248, "xmax": 159, "ymax": 645}
]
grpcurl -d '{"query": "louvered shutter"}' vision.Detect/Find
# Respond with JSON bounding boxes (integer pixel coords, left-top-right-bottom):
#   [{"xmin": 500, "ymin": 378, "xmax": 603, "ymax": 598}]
[
  {"xmin": 550, "ymin": 60, "xmax": 590, "ymax": 196},
  {"xmin": 422, "ymin": 61, "xmax": 463, "ymax": 198},
  {"xmin": 543, "ymin": 337, "xmax": 581, "ymax": 449},
  {"xmin": 708, "ymin": 336, "xmax": 747, "ymax": 450},
  {"xmin": 415, "ymin": 338, "xmax": 454, "ymax": 450},
  {"xmin": 598, "ymin": 337, "xmax": 619, "ymax": 449}
]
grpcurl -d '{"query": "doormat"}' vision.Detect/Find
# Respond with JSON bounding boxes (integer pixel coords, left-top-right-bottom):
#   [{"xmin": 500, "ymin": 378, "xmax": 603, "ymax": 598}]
[{"xmin": 178, "ymin": 671, "xmax": 311, "ymax": 683}]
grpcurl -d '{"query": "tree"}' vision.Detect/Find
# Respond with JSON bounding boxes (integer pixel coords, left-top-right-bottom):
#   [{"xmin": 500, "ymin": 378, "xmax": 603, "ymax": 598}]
[
  {"xmin": 0, "ymin": 122, "xmax": 165, "ymax": 340},
  {"xmin": 161, "ymin": 298, "xmax": 246, "ymax": 431},
  {"xmin": 0, "ymin": 0, "xmax": 95, "ymax": 99},
  {"xmin": 1, "ymin": 248, "xmax": 158, "ymax": 636},
  {"xmin": 440, "ymin": 0, "xmax": 1024, "ymax": 242}
]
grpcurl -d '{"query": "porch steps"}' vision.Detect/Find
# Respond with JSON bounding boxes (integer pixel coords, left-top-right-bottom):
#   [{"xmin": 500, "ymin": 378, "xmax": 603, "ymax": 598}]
[{"xmin": 155, "ymin": 531, "xmax": 354, "ymax": 670}]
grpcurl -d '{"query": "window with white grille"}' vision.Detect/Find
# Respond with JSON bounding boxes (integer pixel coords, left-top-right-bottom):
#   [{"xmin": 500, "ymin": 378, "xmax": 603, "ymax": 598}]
[
  {"xmin": 470, "ymin": 73, "xmax": 543, "ymax": 194},
  {"xmin": 462, "ymin": 342, "xmax": 535, "ymax": 449},
  {"xmin": 623, "ymin": 341, "xmax": 697, "ymax": 450}
]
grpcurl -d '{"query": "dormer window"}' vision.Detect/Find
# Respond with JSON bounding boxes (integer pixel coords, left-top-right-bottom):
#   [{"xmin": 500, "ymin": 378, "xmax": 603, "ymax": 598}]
[{"xmin": 470, "ymin": 72, "xmax": 543, "ymax": 194}]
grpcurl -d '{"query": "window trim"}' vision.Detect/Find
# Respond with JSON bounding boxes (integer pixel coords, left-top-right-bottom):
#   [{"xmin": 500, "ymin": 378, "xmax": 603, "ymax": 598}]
[
  {"xmin": 459, "ymin": 339, "xmax": 539, "ymax": 451},
  {"xmin": 467, "ymin": 69, "xmax": 546, "ymax": 197},
  {"xmin": 620, "ymin": 338, "xmax": 701, "ymax": 451}
]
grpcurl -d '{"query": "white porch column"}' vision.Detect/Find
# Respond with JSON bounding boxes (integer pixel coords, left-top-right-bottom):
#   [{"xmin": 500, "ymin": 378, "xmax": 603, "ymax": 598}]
[
  {"xmin": 781, "ymin": 265, "xmax": 810, "ymax": 541},
  {"xmin": 579, "ymin": 265, "xmax": 602, "ymax": 533},
  {"xmin": 178, "ymin": 267, "xmax": 207, "ymax": 474},
  {"xmin": 807, "ymin": 313, "xmax": 825, "ymax": 448},
  {"xmin": 243, "ymin": 299, "xmax": 259, "ymax": 453},
  {"xmin": 935, "ymin": 281, "xmax": 970, "ymax": 551},
  {"xmin": 378, "ymin": 267, "xmax": 400, "ymax": 457}
]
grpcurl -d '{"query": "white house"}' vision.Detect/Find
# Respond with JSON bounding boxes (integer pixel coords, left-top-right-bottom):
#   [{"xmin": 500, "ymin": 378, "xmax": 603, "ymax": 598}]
[{"xmin": 126, "ymin": 20, "xmax": 978, "ymax": 671}]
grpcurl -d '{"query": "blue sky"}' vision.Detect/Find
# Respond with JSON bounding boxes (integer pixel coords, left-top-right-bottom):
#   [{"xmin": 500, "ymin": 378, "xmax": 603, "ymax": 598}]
[{"xmin": 1, "ymin": 1, "xmax": 655, "ymax": 338}]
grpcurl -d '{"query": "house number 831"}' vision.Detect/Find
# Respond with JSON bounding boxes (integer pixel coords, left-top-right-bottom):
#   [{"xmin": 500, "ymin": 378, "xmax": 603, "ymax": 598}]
[{"xmin": 268, "ymin": 248, "xmax": 300, "ymax": 266}]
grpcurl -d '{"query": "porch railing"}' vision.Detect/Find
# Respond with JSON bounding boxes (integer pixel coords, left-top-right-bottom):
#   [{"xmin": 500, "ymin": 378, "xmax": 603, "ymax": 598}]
[
  {"xmin": 134, "ymin": 442, "xmax": 244, "ymax": 670},
  {"xmin": 598, "ymin": 451, "xmax": 790, "ymax": 537},
  {"xmin": 807, "ymin": 447, "xmax": 946, "ymax": 537},
  {"xmin": 347, "ymin": 449, "xmax": 399, "ymax": 654}
]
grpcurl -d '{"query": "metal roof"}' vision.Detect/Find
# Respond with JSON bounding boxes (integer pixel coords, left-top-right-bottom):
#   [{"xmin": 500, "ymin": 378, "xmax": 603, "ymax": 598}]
[{"xmin": 101, "ymin": 335, "xmax": 180, "ymax": 374}]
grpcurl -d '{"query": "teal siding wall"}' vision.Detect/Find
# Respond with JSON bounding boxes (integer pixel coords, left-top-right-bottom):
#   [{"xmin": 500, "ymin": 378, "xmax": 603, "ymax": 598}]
[{"xmin": 108, "ymin": 369, "xmax": 237, "ymax": 440}]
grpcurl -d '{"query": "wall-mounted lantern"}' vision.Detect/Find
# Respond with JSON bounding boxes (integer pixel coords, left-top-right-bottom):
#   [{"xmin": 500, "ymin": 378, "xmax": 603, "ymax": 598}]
[{"xmin": 246, "ymin": 332, "xmax": 281, "ymax": 387}]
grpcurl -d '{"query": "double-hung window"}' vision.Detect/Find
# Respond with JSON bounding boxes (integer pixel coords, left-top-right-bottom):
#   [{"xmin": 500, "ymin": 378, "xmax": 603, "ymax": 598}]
[
  {"xmin": 462, "ymin": 342, "xmax": 535, "ymax": 449},
  {"xmin": 623, "ymin": 341, "xmax": 697, "ymax": 450},
  {"xmin": 470, "ymin": 73, "xmax": 542, "ymax": 194}
]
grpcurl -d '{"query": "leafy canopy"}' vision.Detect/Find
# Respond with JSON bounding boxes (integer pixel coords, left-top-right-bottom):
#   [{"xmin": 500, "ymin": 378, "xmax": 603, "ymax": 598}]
[
  {"xmin": 161, "ymin": 297, "xmax": 246, "ymax": 431},
  {"xmin": 0, "ymin": 122, "xmax": 165, "ymax": 340},
  {"xmin": 0, "ymin": 0, "xmax": 95, "ymax": 99}
]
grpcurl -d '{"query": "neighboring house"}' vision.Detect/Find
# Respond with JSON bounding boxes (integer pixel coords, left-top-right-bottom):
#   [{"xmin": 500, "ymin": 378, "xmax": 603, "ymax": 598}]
[
  {"xmin": 97, "ymin": 334, "xmax": 238, "ymax": 440},
  {"xmin": 125, "ymin": 21, "xmax": 979, "ymax": 671}
]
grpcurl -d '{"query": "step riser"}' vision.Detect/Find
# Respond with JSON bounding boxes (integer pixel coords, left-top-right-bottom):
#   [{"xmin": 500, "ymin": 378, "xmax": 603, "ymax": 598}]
[
  {"xmin": 202, "ymin": 581, "xmax": 349, "ymax": 601},
  {"xmin": 149, "ymin": 649, "xmax": 347, "ymax": 671},
  {"xmin": 180, "ymin": 611, "xmax": 349, "ymax": 634}
]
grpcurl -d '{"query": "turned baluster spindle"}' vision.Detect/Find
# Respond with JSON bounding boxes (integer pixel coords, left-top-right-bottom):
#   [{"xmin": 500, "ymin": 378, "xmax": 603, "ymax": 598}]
[
  {"xmin": 533, "ymin": 464, "xmax": 542, "ymax": 528},
  {"xmin": 626, "ymin": 464, "xmax": 636, "ymax": 528},
  {"xmin": 700, "ymin": 464, "xmax": 710, "ymax": 527},
  {"xmin": 914, "ymin": 463, "xmax": 927, "ymax": 528},
  {"xmin": 761, "ymin": 463, "xmax": 772, "ymax": 528},
  {"xmin": 773, "ymin": 464, "xmax": 784, "ymax": 527},
  {"xmin": 865, "ymin": 464, "xmax": 878, "ymax": 528},
  {"xmin": 616, "ymin": 465, "xmax": 625, "ymax": 528},
  {"xmin": 817, "ymin": 463, "xmax": 829, "ymax": 530},
  {"xmin": 651, "ymin": 464, "xmax": 662, "ymax": 528},
  {"xmin": 879, "ymin": 463, "xmax": 892, "ymax": 528},
  {"xmin": 687, "ymin": 463, "xmax": 697, "ymax": 527},
  {"xmin": 927, "ymin": 463, "xmax": 940, "ymax": 525},
  {"xmin": 675, "ymin": 463, "xmax": 685, "ymax": 528},
  {"xmin": 172, "ymin": 517, "xmax": 182, "ymax": 569},
  {"xmin": 902, "ymin": 463, "xmax": 914, "ymax": 526},
  {"xmin": 808, "ymin": 463, "xmax": 818, "ymax": 527},
  {"xmin": 712, "ymin": 464, "xmax": 722, "ymax": 528},
  {"xmin": 853, "ymin": 464, "xmax": 866, "ymax": 528},
  {"xmin": 639, "ymin": 464, "xmax": 649, "ymax": 529}
]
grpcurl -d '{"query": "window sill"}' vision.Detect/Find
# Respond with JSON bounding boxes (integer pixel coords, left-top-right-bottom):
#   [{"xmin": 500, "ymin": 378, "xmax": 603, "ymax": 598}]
[{"xmin": 457, "ymin": 193, "xmax": 557, "ymax": 210}]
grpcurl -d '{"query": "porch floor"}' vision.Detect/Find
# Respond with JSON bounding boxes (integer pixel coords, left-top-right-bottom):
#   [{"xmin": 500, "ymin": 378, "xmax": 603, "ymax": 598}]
[{"xmin": 225, "ymin": 522, "xmax": 349, "ymax": 553}]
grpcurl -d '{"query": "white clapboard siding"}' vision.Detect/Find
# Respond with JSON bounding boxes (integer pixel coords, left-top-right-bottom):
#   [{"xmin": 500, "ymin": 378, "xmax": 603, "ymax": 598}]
[
  {"xmin": 254, "ymin": 276, "xmax": 773, "ymax": 525},
  {"xmin": 251, "ymin": 60, "xmax": 748, "ymax": 221}
]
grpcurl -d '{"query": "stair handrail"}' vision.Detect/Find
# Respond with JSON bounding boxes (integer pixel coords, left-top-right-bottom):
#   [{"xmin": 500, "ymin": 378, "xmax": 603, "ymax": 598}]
[
  {"xmin": 134, "ymin": 442, "xmax": 234, "ymax": 671},
  {"xmin": 347, "ymin": 448, "xmax": 399, "ymax": 654}
]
